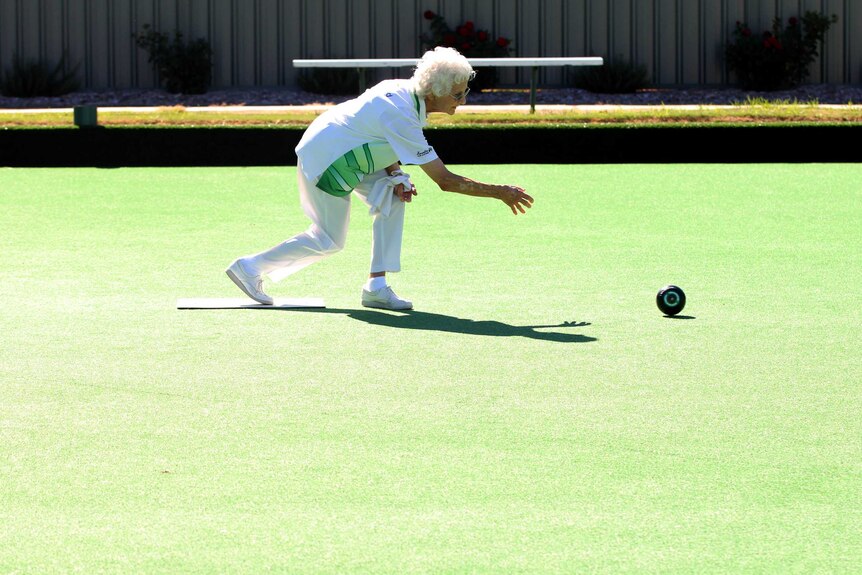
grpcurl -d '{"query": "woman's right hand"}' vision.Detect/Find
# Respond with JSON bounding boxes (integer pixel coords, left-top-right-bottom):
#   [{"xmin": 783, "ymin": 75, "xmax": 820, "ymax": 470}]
[{"xmin": 498, "ymin": 185, "xmax": 534, "ymax": 215}]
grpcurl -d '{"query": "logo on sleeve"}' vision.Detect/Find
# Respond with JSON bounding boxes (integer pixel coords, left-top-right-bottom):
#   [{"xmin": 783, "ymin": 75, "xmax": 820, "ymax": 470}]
[{"xmin": 417, "ymin": 147, "xmax": 434, "ymax": 157}]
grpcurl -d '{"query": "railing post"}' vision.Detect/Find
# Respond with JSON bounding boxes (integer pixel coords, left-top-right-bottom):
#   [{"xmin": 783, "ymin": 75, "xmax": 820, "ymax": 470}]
[
  {"xmin": 358, "ymin": 68, "xmax": 366, "ymax": 93},
  {"xmin": 530, "ymin": 66, "xmax": 539, "ymax": 113}
]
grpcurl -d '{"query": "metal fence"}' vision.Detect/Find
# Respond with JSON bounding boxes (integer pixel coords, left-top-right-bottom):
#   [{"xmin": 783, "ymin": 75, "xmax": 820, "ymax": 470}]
[{"xmin": 0, "ymin": 0, "xmax": 859, "ymax": 90}]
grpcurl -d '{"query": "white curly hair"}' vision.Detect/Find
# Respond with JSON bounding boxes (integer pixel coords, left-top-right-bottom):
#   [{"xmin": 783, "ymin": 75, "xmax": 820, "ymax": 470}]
[{"xmin": 412, "ymin": 47, "xmax": 476, "ymax": 98}]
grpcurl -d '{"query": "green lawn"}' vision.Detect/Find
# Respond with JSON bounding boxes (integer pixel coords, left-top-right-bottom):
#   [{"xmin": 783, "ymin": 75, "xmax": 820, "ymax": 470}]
[{"xmin": 1, "ymin": 164, "xmax": 860, "ymax": 573}]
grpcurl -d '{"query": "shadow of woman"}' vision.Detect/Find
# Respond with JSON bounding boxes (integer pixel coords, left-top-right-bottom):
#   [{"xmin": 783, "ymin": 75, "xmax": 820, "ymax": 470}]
[{"xmin": 295, "ymin": 308, "xmax": 596, "ymax": 343}]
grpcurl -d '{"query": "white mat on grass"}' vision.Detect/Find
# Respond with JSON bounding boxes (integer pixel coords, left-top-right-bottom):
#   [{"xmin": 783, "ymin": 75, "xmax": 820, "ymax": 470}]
[{"xmin": 177, "ymin": 297, "xmax": 325, "ymax": 309}]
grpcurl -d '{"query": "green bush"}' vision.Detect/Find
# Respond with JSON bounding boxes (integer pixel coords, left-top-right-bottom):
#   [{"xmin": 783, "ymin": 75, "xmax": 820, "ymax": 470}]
[
  {"xmin": 569, "ymin": 56, "xmax": 650, "ymax": 94},
  {"xmin": 134, "ymin": 24, "xmax": 213, "ymax": 94},
  {"xmin": 297, "ymin": 68, "xmax": 368, "ymax": 95},
  {"xmin": 0, "ymin": 55, "xmax": 80, "ymax": 98},
  {"xmin": 726, "ymin": 12, "xmax": 837, "ymax": 91}
]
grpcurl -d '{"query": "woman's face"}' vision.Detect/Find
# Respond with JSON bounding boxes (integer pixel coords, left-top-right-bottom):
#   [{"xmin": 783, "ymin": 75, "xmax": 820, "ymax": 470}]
[{"xmin": 427, "ymin": 80, "xmax": 470, "ymax": 115}]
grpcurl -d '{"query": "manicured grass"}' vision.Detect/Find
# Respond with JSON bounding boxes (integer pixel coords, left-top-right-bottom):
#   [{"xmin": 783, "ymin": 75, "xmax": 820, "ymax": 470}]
[
  {"xmin": 1, "ymin": 165, "xmax": 860, "ymax": 573},
  {"xmin": 1, "ymin": 99, "xmax": 861, "ymax": 128}
]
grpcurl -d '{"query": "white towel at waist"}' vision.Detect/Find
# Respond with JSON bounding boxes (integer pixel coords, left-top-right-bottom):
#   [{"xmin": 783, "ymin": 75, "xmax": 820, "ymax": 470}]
[{"xmin": 366, "ymin": 172, "xmax": 412, "ymax": 217}]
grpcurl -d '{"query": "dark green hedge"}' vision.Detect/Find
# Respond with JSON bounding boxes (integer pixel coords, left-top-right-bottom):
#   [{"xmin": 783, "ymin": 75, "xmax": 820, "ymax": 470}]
[{"xmin": 1, "ymin": 125, "xmax": 859, "ymax": 167}]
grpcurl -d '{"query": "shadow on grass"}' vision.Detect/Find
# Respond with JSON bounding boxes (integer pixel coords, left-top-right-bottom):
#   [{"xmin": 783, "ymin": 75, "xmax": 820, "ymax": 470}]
[{"xmin": 289, "ymin": 308, "xmax": 596, "ymax": 343}]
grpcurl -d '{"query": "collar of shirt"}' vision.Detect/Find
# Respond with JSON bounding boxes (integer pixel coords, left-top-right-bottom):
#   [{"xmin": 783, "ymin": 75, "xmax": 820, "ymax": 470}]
[{"xmin": 413, "ymin": 92, "xmax": 428, "ymax": 126}]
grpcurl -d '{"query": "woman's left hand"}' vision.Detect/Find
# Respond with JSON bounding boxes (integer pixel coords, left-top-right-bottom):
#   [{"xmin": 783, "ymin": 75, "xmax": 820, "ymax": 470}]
[{"xmin": 395, "ymin": 182, "xmax": 418, "ymax": 203}]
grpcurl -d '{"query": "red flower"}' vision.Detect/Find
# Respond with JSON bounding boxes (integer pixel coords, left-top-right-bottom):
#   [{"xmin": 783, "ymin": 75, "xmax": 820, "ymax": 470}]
[
  {"xmin": 464, "ymin": 21, "xmax": 475, "ymax": 32},
  {"xmin": 458, "ymin": 25, "xmax": 472, "ymax": 37},
  {"xmin": 424, "ymin": 10, "xmax": 435, "ymax": 20},
  {"xmin": 443, "ymin": 33, "xmax": 457, "ymax": 46},
  {"xmin": 496, "ymin": 37, "xmax": 510, "ymax": 47},
  {"xmin": 461, "ymin": 42, "xmax": 472, "ymax": 51},
  {"xmin": 763, "ymin": 36, "xmax": 782, "ymax": 50},
  {"xmin": 477, "ymin": 30, "xmax": 488, "ymax": 42}
]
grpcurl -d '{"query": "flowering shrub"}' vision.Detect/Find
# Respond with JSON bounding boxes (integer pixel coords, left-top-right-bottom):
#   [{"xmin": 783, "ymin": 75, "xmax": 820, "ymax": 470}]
[
  {"xmin": 421, "ymin": 10, "xmax": 512, "ymax": 91},
  {"xmin": 725, "ymin": 11, "xmax": 837, "ymax": 91}
]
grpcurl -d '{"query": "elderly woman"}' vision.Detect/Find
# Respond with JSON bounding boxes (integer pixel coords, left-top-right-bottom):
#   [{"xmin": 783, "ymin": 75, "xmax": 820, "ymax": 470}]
[{"xmin": 226, "ymin": 47, "xmax": 533, "ymax": 310}]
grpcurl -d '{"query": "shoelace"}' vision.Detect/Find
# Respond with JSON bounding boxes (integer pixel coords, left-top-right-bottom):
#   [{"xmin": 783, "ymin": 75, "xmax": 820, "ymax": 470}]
[{"xmin": 384, "ymin": 287, "xmax": 406, "ymax": 302}]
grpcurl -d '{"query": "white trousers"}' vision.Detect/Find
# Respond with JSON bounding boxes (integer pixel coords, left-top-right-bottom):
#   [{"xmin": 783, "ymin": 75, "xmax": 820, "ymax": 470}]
[{"xmin": 240, "ymin": 160, "xmax": 405, "ymax": 282}]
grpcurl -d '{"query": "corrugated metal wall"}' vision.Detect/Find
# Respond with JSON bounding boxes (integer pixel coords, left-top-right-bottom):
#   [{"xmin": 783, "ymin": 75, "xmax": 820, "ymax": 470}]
[{"xmin": 0, "ymin": 0, "xmax": 859, "ymax": 90}]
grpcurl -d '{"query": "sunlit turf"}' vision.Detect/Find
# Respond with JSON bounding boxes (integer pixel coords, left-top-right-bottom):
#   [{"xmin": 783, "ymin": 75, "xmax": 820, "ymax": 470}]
[{"xmin": 1, "ymin": 165, "xmax": 860, "ymax": 573}]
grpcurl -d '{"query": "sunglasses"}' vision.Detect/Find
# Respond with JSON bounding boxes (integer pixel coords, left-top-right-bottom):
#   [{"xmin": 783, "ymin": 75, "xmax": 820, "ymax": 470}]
[{"xmin": 450, "ymin": 87, "xmax": 471, "ymax": 101}]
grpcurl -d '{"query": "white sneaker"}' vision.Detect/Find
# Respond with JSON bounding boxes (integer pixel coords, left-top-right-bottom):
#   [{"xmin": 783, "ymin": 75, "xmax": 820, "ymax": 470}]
[
  {"xmin": 226, "ymin": 259, "xmax": 273, "ymax": 305},
  {"xmin": 361, "ymin": 286, "xmax": 413, "ymax": 310}
]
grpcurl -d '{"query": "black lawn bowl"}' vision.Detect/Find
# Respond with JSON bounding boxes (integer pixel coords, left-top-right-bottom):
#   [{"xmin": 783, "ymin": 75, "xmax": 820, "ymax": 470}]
[{"xmin": 656, "ymin": 285, "xmax": 686, "ymax": 316}]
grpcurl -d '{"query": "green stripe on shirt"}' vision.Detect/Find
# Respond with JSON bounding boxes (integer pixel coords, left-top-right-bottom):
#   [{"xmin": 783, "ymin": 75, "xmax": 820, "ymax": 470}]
[
  {"xmin": 363, "ymin": 143, "xmax": 375, "ymax": 174},
  {"xmin": 315, "ymin": 141, "xmax": 397, "ymax": 197}
]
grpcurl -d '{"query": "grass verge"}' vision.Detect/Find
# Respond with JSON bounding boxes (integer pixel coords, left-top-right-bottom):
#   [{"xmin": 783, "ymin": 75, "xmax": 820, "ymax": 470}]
[{"xmin": 1, "ymin": 99, "xmax": 861, "ymax": 129}]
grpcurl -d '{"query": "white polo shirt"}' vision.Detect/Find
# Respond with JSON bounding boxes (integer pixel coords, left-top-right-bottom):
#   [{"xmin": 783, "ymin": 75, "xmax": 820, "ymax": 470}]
[{"xmin": 295, "ymin": 79, "xmax": 439, "ymax": 196}]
